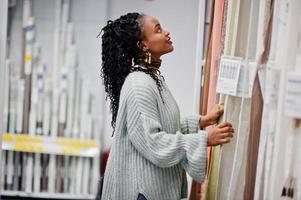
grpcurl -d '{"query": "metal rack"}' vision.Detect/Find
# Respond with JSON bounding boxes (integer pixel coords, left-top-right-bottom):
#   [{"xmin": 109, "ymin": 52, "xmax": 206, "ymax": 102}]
[
  {"xmin": 2, "ymin": 191, "xmax": 95, "ymax": 200},
  {"xmin": 0, "ymin": 0, "xmax": 9, "ymax": 195},
  {"xmin": 0, "ymin": 0, "xmax": 102, "ymax": 199}
]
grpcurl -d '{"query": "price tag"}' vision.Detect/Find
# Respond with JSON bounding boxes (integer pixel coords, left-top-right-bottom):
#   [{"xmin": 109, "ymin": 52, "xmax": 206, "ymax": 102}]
[{"xmin": 216, "ymin": 56, "xmax": 242, "ymax": 96}]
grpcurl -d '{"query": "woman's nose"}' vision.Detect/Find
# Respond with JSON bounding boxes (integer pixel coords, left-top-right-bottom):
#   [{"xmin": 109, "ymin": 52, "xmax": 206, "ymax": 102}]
[{"xmin": 165, "ymin": 30, "xmax": 170, "ymax": 36}]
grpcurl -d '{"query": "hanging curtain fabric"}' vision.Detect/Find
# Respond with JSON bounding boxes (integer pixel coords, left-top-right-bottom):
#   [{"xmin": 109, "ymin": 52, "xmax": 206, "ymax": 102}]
[
  {"xmin": 201, "ymin": 0, "xmax": 227, "ymax": 199},
  {"xmin": 244, "ymin": 1, "xmax": 274, "ymax": 199},
  {"xmin": 189, "ymin": 0, "xmax": 215, "ymax": 199},
  {"xmin": 253, "ymin": 4, "xmax": 285, "ymax": 197},
  {"xmin": 191, "ymin": 0, "xmax": 281, "ymax": 199},
  {"xmin": 199, "ymin": 1, "xmax": 215, "ymax": 116},
  {"xmin": 205, "ymin": 0, "xmax": 229, "ymax": 199},
  {"xmin": 243, "ymin": 74, "xmax": 263, "ymax": 199},
  {"xmin": 192, "ymin": 0, "xmax": 301, "ymax": 199},
  {"xmin": 261, "ymin": 0, "xmax": 301, "ymax": 199},
  {"xmin": 206, "ymin": 0, "xmax": 242, "ymax": 199},
  {"xmin": 215, "ymin": 0, "xmax": 257, "ymax": 199}
]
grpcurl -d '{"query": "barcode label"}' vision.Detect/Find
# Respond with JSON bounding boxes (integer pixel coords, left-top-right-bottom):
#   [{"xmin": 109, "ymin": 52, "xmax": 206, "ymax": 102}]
[{"xmin": 216, "ymin": 56, "xmax": 242, "ymax": 96}]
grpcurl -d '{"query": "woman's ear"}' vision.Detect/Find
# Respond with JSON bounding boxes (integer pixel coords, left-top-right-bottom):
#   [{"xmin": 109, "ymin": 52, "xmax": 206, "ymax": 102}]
[{"xmin": 137, "ymin": 41, "xmax": 148, "ymax": 52}]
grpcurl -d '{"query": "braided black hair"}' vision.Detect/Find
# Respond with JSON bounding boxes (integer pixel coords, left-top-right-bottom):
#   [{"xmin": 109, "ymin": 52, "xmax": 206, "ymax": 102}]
[{"xmin": 99, "ymin": 12, "xmax": 164, "ymax": 132}]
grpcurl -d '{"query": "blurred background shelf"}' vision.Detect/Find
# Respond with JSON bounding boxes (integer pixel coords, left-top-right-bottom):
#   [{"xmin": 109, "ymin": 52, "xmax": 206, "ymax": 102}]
[
  {"xmin": 0, "ymin": 0, "xmax": 104, "ymax": 198},
  {"xmin": 1, "ymin": 191, "xmax": 95, "ymax": 200}
]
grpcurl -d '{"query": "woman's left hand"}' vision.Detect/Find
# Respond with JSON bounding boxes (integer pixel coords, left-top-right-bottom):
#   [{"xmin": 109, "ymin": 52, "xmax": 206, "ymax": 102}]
[{"xmin": 200, "ymin": 104, "xmax": 224, "ymax": 128}]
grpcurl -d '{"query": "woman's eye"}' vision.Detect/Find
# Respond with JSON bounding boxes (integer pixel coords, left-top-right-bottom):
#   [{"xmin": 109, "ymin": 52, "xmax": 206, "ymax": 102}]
[{"xmin": 157, "ymin": 28, "xmax": 162, "ymax": 33}]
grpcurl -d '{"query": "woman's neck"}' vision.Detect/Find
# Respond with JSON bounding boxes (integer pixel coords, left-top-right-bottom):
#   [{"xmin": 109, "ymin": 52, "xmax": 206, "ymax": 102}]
[
  {"xmin": 134, "ymin": 56, "xmax": 162, "ymax": 75},
  {"xmin": 134, "ymin": 64, "xmax": 158, "ymax": 75},
  {"xmin": 148, "ymin": 58, "xmax": 161, "ymax": 74}
]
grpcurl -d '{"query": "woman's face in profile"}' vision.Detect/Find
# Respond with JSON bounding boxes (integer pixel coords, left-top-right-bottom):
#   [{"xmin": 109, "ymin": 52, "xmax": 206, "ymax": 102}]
[{"xmin": 139, "ymin": 15, "xmax": 174, "ymax": 59}]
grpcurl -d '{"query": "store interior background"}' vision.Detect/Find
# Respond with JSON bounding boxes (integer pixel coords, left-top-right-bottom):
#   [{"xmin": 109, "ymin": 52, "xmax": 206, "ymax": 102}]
[
  {"xmin": 3, "ymin": 0, "xmax": 301, "ymax": 199},
  {"xmin": 10, "ymin": 0, "xmax": 208, "ymax": 148},
  {"xmin": 7, "ymin": 0, "xmax": 208, "ymax": 148}
]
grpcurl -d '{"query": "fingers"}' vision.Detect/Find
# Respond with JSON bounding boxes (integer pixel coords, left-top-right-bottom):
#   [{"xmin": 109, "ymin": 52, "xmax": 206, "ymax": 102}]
[
  {"xmin": 209, "ymin": 136, "xmax": 232, "ymax": 146},
  {"xmin": 204, "ymin": 105, "xmax": 224, "ymax": 128},
  {"xmin": 217, "ymin": 122, "xmax": 233, "ymax": 128},
  {"xmin": 207, "ymin": 127, "xmax": 234, "ymax": 146},
  {"xmin": 218, "ymin": 131, "xmax": 234, "ymax": 138},
  {"xmin": 219, "ymin": 138, "xmax": 231, "ymax": 144},
  {"xmin": 212, "ymin": 104, "xmax": 224, "ymax": 115},
  {"xmin": 218, "ymin": 126, "xmax": 235, "ymax": 133},
  {"xmin": 217, "ymin": 105, "xmax": 224, "ymax": 115},
  {"xmin": 212, "ymin": 123, "xmax": 234, "ymax": 146}
]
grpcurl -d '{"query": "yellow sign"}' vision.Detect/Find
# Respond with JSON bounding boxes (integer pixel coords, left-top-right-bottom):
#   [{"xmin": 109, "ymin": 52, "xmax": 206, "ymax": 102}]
[{"xmin": 2, "ymin": 133, "xmax": 99, "ymax": 157}]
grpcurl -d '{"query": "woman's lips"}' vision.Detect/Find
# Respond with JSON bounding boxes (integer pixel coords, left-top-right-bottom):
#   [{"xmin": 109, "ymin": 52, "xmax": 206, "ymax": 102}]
[{"xmin": 166, "ymin": 37, "xmax": 173, "ymax": 44}]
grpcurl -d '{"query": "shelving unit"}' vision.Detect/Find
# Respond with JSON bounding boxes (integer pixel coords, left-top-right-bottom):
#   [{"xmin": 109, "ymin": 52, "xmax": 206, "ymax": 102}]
[
  {"xmin": 2, "ymin": 191, "xmax": 95, "ymax": 200},
  {"xmin": 0, "ymin": 0, "xmax": 102, "ymax": 199},
  {"xmin": 0, "ymin": 0, "xmax": 9, "ymax": 195}
]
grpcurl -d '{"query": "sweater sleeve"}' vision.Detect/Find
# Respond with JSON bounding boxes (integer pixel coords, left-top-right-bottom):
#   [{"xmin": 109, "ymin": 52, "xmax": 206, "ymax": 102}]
[
  {"xmin": 125, "ymin": 76, "xmax": 207, "ymax": 183},
  {"xmin": 180, "ymin": 115, "xmax": 201, "ymax": 134}
]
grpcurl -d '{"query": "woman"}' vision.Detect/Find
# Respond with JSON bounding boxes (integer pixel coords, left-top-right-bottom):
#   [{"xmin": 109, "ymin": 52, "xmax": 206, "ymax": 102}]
[{"xmin": 99, "ymin": 12, "xmax": 234, "ymax": 200}]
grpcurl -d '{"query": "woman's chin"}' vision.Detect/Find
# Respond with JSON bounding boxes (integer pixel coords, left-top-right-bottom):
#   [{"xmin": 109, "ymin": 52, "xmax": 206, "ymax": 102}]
[
  {"xmin": 167, "ymin": 46, "xmax": 174, "ymax": 53},
  {"xmin": 159, "ymin": 46, "xmax": 174, "ymax": 57}
]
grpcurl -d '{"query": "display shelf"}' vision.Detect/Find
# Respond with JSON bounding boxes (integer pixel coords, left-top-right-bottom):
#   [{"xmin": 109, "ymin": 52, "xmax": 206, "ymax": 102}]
[
  {"xmin": 0, "ymin": 0, "xmax": 101, "ymax": 197},
  {"xmin": 1, "ymin": 190, "xmax": 95, "ymax": 200}
]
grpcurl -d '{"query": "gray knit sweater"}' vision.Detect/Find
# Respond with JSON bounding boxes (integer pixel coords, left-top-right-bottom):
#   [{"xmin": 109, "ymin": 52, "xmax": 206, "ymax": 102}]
[{"xmin": 101, "ymin": 71, "xmax": 208, "ymax": 200}]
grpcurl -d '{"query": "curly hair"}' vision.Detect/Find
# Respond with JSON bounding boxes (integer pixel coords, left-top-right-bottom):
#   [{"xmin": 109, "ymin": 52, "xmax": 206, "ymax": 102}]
[{"xmin": 99, "ymin": 12, "xmax": 164, "ymax": 132}]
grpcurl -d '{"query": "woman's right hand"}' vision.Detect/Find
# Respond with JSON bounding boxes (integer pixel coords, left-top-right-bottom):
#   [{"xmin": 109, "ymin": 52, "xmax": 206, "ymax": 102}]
[{"xmin": 207, "ymin": 122, "xmax": 234, "ymax": 146}]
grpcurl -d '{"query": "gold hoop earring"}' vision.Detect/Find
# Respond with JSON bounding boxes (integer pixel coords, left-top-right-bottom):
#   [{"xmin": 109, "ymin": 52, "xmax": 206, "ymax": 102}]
[{"xmin": 145, "ymin": 51, "xmax": 151, "ymax": 64}]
